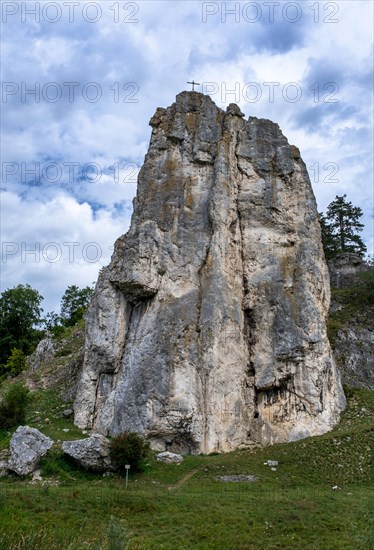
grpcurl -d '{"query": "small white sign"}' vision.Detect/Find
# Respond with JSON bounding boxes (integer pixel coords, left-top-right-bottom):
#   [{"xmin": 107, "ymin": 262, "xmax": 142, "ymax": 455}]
[{"xmin": 125, "ymin": 465, "xmax": 130, "ymax": 469}]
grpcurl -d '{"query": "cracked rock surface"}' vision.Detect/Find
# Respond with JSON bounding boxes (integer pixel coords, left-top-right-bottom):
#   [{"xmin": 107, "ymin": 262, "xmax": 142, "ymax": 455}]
[{"xmin": 74, "ymin": 92, "xmax": 345, "ymax": 454}]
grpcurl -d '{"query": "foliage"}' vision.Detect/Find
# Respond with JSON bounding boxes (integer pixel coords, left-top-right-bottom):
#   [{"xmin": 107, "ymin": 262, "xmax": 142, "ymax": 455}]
[
  {"xmin": 106, "ymin": 516, "xmax": 132, "ymax": 550},
  {"xmin": 109, "ymin": 432, "xmax": 150, "ymax": 473},
  {"xmin": 0, "ymin": 383, "xmax": 29, "ymax": 429},
  {"xmin": 1, "ymin": 348, "xmax": 27, "ymax": 378},
  {"xmin": 319, "ymin": 195, "xmax": 367, "ymax": 260},
  {"xmin": 319, "ymin": 212, "xmax": 339, "ymax": 259},
  {"xmin": 42, "ymin": 311, "xmax": 67, "ymax": 337},
  {"xmin": 0, "ymin": 284, "xmax": 44, "ymax": 365},
  {"xmin": 60, "ymin": 285, "xmax": 94, "ymax": 327}
]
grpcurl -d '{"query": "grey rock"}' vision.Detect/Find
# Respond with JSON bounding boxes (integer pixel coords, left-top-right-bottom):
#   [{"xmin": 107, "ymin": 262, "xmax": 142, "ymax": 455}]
[
  {"xmin": 226, "ymin": 103, "xmax": 245, "ymax": 117},
  {"xmin": 62, "ymin": 409, "xmax": 73, "ymax": 418},
  {"xmin": 266, "ymin": 460, "xmax": 279, "ymax": 467},
  {"xmin": 328, "ymin": 253, "xmax": 370, "ymax": 289},
  {"xmin": 0, "ymin": 460, "xmax": 9, "ymax": 477},
  {"xmin": 333, "ymin": 327, "xmax": 374, "ymax": 390},
  {"xmin": 8, "ymin": 426, "xmax": 53, "ymax": 476},
  {"xmin": 74, "ymin": 91, "xmax": 345, "ymax": 454},
  {"xmin": 156, "ymin": 451, "xmax": 183, "ymax": 464},
  {"xmin": 216, "ymin": 475, "xmax": 258, "ymax": 482},
  {"xmin": 27, "ymin": 334, "xmax": 54, "ymax": 370},
  {"xmin": 328, "ymin": 253, "xmax": 374, "ymax": 390},
  {"xmin": 62, "ymin": 433, "xmax": 113, "ymax": 472},
  {"xmin": 32, "ymin": 469, "xmax": 43, "ymax": 482}
]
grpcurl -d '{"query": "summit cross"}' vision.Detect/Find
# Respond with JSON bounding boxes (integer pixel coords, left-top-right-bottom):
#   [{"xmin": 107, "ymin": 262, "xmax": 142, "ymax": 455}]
[{"xmin": 187, "ymin": 80, "xmax": 200, "ymax": 91}]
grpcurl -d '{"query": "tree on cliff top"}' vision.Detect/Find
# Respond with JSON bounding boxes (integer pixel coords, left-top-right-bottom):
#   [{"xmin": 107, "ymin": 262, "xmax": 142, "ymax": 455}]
[
  {"xmin": 60, "ymin": 285, "xmax": 94, "ymax": 326},
  {"xmin": 319, "ymin": 195, "xmax": 367, "ymax": 260}
]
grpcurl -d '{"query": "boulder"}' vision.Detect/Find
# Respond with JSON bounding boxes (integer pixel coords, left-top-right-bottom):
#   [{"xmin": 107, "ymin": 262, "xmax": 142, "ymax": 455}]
[
  {"xmin": 0, "ymin": 460, "xmax": 9, "ymax": 477},
  {"xmin": 8, "ymin": 426, "xmax": 53, "ymax": 476},
  {"xmin": 156, "ymin": 451, "xmax": 183, "ymax": 464},
  {"xmin": 62, "ymin": 433, "xmax": 113, "ymax": 472}
]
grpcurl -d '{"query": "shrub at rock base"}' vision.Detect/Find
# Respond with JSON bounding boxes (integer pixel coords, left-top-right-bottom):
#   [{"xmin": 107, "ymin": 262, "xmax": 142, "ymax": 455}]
[
  {"xmin": 0, "ymin": 384, "xmax": 29, "ymax": 429},
  {"xmin": 109, "ymin": 432, "xmax": 150, "ymax": 473}
]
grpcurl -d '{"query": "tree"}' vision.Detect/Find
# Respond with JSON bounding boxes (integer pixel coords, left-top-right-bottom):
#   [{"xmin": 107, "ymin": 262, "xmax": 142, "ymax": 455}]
[
  {"xmin": 0, "ymin": 383, "xmax": 29, "ymax": 429},
  {"xmin": 0, "ymin": 284, "xmax": 44, "ymax": 365},
  {"xmin": 60, "ymin": 285, "xmax": 94, "ymax": 326},
  {"xmin": 320, "ymin": 195, "xmax": 367, "ymax": 260},
  {"xmin": 319, "ymin": 212, "xmax": 339, "ymax": 260},
  {"xmin": 1, "ymin": 348, "xmax": 27, "ymax": 378},
  {"xmin": 109, "ymin": 432, "xmax": 150, "ymax": 473}
]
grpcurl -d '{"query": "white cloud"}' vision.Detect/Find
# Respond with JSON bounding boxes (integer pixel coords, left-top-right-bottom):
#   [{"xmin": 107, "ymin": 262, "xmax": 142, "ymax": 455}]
[
  {"xmin": 1, "ymin": 0, "xmax": 373, "ymax": 310},
  {"xmin": 1, "ymin": 192, "xmax": 127, "ymax": 312}
]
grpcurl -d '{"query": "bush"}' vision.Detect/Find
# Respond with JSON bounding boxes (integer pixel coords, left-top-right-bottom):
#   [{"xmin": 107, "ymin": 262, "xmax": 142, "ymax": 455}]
[
  {"xmin": 0, "ymin": 383, "xmax": 29, "ymax": 429},
  {"xmin": 1, "ymin": 348, "xmax": 27, "ymax": 378},
  {"xmin": 109, "ymin": 432, "xmax": 150, "ymax": 473}
]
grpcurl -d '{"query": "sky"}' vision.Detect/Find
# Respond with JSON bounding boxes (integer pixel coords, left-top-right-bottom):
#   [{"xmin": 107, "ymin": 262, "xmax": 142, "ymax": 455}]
[{"xmin": 1, "ymin": 0, "xmax": 373, "ymax": 314}]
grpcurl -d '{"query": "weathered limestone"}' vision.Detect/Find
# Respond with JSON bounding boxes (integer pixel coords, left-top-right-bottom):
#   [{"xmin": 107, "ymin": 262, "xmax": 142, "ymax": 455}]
[
  {"xmin": 62, "ymin": 434, "xmax": 113, "ymax": 472},
  {"xmin": 156, "ymin": 451, "xmax": 183, "ymax": 463},
  {"xmin": 74, "ymin": 92, "xmax": 345, "ymax": 453},
  {"xmin": 8, "ymin": 426, "xmax": 53, "ymax": 476}
]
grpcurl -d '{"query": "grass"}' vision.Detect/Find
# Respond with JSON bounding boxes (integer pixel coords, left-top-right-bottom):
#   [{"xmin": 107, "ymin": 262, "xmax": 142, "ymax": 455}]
[
  {"xmin": 0, "ymin": 388, "xmax": 84, "ymax": 452},
  {"xmin": 0, "ymin": 387, "xmax": 373, "ymax": 549}
]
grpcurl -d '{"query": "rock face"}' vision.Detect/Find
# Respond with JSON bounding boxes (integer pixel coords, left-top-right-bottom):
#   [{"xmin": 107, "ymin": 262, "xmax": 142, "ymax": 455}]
[
  {"xmin": 27, "ymin": 334, "xmax": 54, "ymax": 370},
  {"xmin": 8, "ymin": 426, "xmax": 53, "ymax": 476},
  {"xmin": 328, "ymin": 253, "xmax": 374, "ymax": 390},
  {"xmin": 328, "ymin": 253, "xmax": 369, "ymax": 288},
  {"xmin": 156, "ymin": 451, "xmax": 183, "ymax": 463},
  {"xmin": 333, "ymin": 327, "xmax": 374, "ymax": 390},
  {"xmin": 62, "ymin": 434, "xmax": 112, "ymax": 472},
  {"xmin": 74, "ymin": 92, "xmax": 345, "ymax": 453}
]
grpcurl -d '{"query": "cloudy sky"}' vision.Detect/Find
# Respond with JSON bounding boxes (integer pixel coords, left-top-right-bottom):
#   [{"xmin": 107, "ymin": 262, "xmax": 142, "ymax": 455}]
[{"xmin": 1, "ymin": 0, "xmax": 373, "ymax": 313}]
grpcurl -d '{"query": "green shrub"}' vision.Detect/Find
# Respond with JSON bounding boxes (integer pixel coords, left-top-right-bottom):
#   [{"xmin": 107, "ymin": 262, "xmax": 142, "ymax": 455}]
[
  {"xmin": 1, "ymin": 348, "xmax": 27, "ymax": 378},
  {"xmin": 109, "ymin": 432, "xmax": 150, "ymax": 473},
  {"xmin": 0, "ymin": 383, "xmax": 29, "ymax": 429}
]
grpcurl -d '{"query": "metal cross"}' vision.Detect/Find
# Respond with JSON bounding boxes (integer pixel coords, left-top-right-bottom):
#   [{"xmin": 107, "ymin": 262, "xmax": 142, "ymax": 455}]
[{"xmin": 187, "ymin": 80, "xmax": 200, "ymax": 91}]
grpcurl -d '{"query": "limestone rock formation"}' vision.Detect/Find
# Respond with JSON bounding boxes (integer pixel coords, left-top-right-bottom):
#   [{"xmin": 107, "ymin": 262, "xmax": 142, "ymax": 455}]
[
  {"xmin": 156, "ymin": 451, "xmax": 183, "ymax": 464},
  {"xmin": 328, "ymin": 253, "xmax": 374, "ymax": 390},
  {"xmin": 27, "ymin": 334, "xmax": 55, "ymax": 371},
  {"xmin": 328, "ymin": 253, "xmax": 369, "ymax": 288},
  {"xmin": 74, "ymin": 92, "xmax": 345, "ymax": 453},
  {"xmin": 8, "ymin": 426, "xmax": 53, "ymax": 476},
  {"xmin": 62, "ymin": 434, "xmax": 113, "ymax": 472}
]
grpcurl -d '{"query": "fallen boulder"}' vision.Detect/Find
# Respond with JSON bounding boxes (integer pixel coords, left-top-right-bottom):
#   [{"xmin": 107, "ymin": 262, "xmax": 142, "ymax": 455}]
[
  {"xmin": 62, "ymin": 433, "xmax": 113, "ymax": 472},
  {"xmin": 8, "ymin": 426, "xmax": 53, "ymax": 476},
  {"xmin": 156, "ymin": 451, "xmax": 183, "ymax": 464}
]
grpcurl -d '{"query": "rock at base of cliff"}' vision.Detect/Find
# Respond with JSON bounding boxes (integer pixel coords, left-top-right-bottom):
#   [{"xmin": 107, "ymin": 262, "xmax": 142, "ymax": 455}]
[
  {"xmin": 8, "ymin": 426, "xmax": 53, "ymax": 476},
  {"xmin": 62, "ymin": 433, "xmax": 113, "ymax": 472},
  {"xmin": 0, "ymin": 460, "xmax": 9, "ymax": 477},
  {"xmin": 156, "ymin": 452, "xmax": 183, "ymax": 464}
]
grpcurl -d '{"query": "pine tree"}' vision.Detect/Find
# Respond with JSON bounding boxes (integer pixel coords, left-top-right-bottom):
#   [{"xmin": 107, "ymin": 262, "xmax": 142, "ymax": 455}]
[
  {"xmin": 320, "ymin": 195, "xmax": 367, "ymax": 260},
  {"xmin": 319, "ymin": 212, "xmax": 339, "ymax": 260}
]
